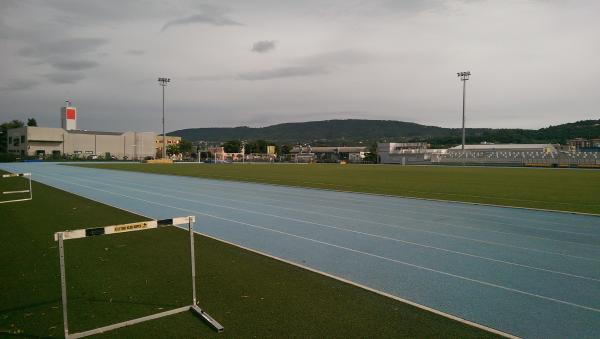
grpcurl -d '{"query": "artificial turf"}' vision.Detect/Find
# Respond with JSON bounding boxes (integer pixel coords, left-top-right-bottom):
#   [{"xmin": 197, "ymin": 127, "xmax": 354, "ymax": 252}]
[
  {"xmin": 75, "ymin": 163, "xmax": 600, "ymax": 215},
  {"xmin": 0, "ymin": 172, "xmax": 498, "ymax": 338}
]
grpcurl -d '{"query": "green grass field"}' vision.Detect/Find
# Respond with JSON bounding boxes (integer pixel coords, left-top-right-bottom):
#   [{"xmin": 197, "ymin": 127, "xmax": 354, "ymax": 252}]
[
  {"xmin": 75, "ymin": 163, "xmax": 600, "ymax": 214},
  {"xmin": 0, "ymin": 172, "xmax": 497, "ymax": 338}
]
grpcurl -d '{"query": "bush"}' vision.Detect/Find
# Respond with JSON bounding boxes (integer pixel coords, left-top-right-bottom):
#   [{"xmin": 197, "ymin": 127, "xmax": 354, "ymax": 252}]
[{"xmin": 0, "ymin": 153, "xmax": 18, "ymax": 162}]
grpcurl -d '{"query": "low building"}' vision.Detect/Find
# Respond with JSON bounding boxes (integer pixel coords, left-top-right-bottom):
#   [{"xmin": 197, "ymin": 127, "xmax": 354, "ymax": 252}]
[
  {"xmin": 6, "ymin": 126, "xmax": 155, "ymax": 159},
  {"xmin": 378, "ymin": 142, "xmax": 441, "ymax": 164},
  {"xmin": 290, "ymin": 146, "xmax": 368, "ymax": 163},
  {"xmin": 6, "ymin": 103, "xmax": 155, "ymax": 160},
  {"xmin": 207, "ymin": 147, "xmax": 244, "ymax": 161},
  {"xmin": 155, "ymin": 135, "xmax": 182, "ymax": 157},
  {"xmin": 568, "ymin": 138, "xmax": 600, "ymax": 151}
]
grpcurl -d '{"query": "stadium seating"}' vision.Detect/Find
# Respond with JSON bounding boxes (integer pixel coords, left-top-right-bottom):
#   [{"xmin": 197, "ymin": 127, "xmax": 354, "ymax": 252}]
[{"xmin": 434, "ymin": 151, "xmax": 600, "ymax": 167}]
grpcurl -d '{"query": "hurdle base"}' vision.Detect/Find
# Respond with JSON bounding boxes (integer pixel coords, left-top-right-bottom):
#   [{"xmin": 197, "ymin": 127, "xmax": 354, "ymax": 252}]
[
  {"xmin": 66, "ymin": 305, "xmax": 223, "ymax": 338},
  {"xmin": 191, "ymin": 304, "xmax": 224, "ymax": 332}
]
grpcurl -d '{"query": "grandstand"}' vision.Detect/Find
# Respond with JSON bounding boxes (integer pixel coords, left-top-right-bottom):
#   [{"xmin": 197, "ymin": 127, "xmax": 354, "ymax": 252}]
[
  {"xmin": 378, "ymin": 143, "xmax": 447, "ymax": 164},
  {"xmin": 434, "ymin": 144, "xmax": 600, "ymax": 167}
]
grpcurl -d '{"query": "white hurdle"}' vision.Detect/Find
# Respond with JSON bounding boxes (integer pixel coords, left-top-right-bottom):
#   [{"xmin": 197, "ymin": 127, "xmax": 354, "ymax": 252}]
[
  {"xmin": 0, "ymin": 172, "xmax": 32, "ymax": 204},
  {"xmin": 54, "ymin": 215, "xmax": 223, "ymax": 339}
]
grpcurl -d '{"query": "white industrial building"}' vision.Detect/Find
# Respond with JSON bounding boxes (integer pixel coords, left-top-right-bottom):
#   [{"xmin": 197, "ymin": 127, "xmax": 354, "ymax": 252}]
[
  {"xmin": 378, "ymin": 142, "xmax": 446, "ymax": 164},
  {"xmin": 6, "ymin": 104, "xmax": 156, "ymax": 160}
]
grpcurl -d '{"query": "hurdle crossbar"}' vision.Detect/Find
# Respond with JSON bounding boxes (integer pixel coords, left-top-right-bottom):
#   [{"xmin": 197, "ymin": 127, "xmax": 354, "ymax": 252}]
[
  {"xmin": 0, "ymin": 172, "xmax": 32, "ymax": 204},
  {"xmin": 54, "ymin": 215, "xmax": 224, "ymax": 339}
]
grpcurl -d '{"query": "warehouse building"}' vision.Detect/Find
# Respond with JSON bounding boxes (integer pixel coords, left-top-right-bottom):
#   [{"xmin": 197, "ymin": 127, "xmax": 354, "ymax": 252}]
[{"xmin": 6, "ymin": 104, "xmax": 156, "ymax": 160}]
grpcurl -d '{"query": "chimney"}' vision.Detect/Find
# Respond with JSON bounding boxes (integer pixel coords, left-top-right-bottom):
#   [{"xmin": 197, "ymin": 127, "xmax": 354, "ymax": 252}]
[{"xmin": 61, "ymin": 100, "xmax": 77, "ymax": 130}]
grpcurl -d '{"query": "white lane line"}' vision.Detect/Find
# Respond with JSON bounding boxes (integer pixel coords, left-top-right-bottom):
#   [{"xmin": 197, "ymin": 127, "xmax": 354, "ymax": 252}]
[
  {"xmin": 76, "ymin": 171, "xmax": 600, "ymax": 264},
  {"xmin": 34, "ymin": 172, "xmax": 600, "ymax": 314},
  {"xmin": 5, "ymin": 165, "xmax": 516, "ymax": 339},
  {"xmin": 92, "ymin": 174, "xmax": 600, "ymax": 283},
  {"xmin": 145, "ymin": 168, "xmax": 600, "ymax": 232},
  {"xmin": 249, "ymin": 190, "xmax": 600, "ymax": 246},
  {"xmin": 34, "ymin": 171, "xmax": 600, "ymax": 314},
  {"xmin": 127, "ymin": 172, "xmax": 600, "ymax": 248},
  {"xmin": 231, "ymin": 185, "xmax": 600, "ymax": 238},
  {"xmin": 195, "ymin": 233, "xmax": 519, "ymax": 339},
  {"xmin": 105, "ymin": 167, "xmax": 600, "ymax": 239}
]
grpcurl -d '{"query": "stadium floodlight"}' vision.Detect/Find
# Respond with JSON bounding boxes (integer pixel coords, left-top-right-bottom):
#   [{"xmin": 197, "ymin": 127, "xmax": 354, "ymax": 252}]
[
  {"xmin": 54, "ymin": 216, "xmax": 223, "ymax": 338},
  {"xmin": 158, "ymin": 77, "xmax": 171, "ymax": 159},
  {"xmin": 457, "ymin": 71, "xmax": 471, "ymax": 153}
]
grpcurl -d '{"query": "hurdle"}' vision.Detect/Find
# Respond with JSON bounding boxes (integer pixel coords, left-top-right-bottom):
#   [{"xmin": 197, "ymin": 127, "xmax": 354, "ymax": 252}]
[
  {"xmin": 54, "ymin": 216, "xmax": 223, "ymax": 338},
  {"xmin": 0, "ymin": 172, "xmax": 32, "ymax": 204}
]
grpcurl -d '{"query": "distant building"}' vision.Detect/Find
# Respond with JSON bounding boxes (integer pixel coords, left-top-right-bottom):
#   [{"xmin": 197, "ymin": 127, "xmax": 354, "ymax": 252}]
[
  {"xmin": 206, "ymin": 146, "xmax": 244, "ymax": 161},
  {"xmin": 155, "ymin": 135, "xmax": 181, "ymax": 157},
  {"xmin": 290, "ymin": 146, "xmax": 368, "ymax": 163},
  {"xmin": 568, "ymin": 138, "xmax": 600, "ymax": 151},
  {"xmin": 6, "ymin": 126, "xmax": 155, "ymax": 159},
  {"xmin": 6, "ymin": 104, "xmax": 155, "ymax": 159},
  {"xmin": 378, "ymin": 142, "xmax": 443, "ymax": 164}
]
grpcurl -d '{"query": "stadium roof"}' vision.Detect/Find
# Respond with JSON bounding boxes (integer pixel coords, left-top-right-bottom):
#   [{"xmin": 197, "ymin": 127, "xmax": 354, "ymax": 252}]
[{"xmin": 449, "ymin": 144, "xmax": 554, "ymax": 150}]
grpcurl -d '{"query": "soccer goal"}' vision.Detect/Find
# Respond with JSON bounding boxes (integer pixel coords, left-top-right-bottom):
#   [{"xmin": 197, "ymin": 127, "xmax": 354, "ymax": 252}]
[
  {"xmin": 0, "ymin": 172, "xmax": 32, "ymax": 204},
  {"xmin": 54, "ymin": 215, "xmax": 224, "ymax": 338}
]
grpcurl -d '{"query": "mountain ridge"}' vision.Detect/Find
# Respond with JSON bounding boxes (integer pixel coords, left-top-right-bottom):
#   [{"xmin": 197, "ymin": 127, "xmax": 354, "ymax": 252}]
[{"xmin": 168, "ymin": 118, "xmax": 600, "ymax": 147}]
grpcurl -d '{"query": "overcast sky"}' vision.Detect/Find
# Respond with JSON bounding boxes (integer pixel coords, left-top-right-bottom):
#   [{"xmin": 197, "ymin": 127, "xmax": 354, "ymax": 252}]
[{"xmin": 1, "ymin": 0, "xmax": 598, "ymax": 132}]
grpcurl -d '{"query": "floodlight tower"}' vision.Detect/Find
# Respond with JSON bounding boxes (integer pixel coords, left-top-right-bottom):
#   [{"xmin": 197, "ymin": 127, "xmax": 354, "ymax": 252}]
[
  {"xmin": 158, "ymin": 77, "xmax": 171, "ymax": 159},
  {"xmin": 457, "ymin": 71, "xmax": 470, "ymax": 152}
]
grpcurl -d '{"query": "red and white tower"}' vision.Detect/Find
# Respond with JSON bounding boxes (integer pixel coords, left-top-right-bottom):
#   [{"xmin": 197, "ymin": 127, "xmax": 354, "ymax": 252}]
[{"xmin": 61, "ymin": 100, "xmax": 77, "ymax": 130}]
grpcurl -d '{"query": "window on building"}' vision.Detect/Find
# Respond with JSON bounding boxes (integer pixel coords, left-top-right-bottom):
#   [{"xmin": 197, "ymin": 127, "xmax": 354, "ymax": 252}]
[
  {"xmin": 20, "ymin": 135, "xmax": 25, "ymax": 143},
  {"xmin": 8, "ymin": 136, "xmax": 12, "ymax": 144},
  {"xmin": 14, "ymin": 139, "xmax": 19, "ymax": 146}
]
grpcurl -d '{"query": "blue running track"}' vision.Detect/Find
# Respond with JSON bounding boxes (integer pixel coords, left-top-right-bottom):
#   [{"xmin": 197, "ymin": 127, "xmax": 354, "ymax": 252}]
[{"xmin": 2, "ymin": 162, "xmax": 600, "ymax": 338}]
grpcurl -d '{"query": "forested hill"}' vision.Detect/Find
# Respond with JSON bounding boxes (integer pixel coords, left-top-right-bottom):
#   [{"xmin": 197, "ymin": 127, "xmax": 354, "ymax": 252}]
[
  {"xmin": 168, "ymin": 118, "xmax": 600, "ymax": 146},
  {"xmin": 170, "ymin": 120, "xmax": 448, "ymax": 143}
]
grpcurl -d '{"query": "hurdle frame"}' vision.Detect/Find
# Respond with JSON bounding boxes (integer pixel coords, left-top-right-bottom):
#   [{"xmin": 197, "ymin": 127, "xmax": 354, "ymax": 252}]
[
  {"xmin": 54, "ymin": 215, "xmax": 224, "ymax": 338},
  {"xmin": 0, "ymin": 172, "xmax": 32, "ymax": 204}
]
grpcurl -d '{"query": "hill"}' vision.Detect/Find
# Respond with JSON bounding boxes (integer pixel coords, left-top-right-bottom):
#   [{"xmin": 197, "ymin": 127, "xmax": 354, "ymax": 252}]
[{"xmin": 168, "ymin": 118, "xmax": 600, "ymax": 147}]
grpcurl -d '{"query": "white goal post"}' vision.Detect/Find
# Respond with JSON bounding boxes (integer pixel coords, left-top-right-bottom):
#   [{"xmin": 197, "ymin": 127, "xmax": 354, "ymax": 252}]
[
  {"xmin": 54, "ymin": 215, "xmax": 224, "ymax": 339},
  {"xmin": 0, "ymin": 172, "xmax": 32, "ymax": 204}
]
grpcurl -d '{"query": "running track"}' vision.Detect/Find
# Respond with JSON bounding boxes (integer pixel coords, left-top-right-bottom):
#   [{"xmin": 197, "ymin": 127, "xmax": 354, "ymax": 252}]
[{"xmin": 2, "ymin": 162, "xmax": 600, "ymax": 338}]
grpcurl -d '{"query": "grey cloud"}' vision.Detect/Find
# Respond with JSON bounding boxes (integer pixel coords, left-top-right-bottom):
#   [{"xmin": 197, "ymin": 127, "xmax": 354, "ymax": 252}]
[
  {"xmin": 45, "ymin": 72, "xmax": 86, "ymax": 84},
  {"xmin": 161, "ymin": 6, "xmax": 242, "ymax": 31},
  {"xmin": 303, "ymin": 50, "xmax": 373, "ymax": 66},
  {"xmin": 191, "ymin": 49, "xmax": 370, "ymax": 82},
  {"xmin": 188, "ymin": 74, "xmax": 233, "ymax": 81},
  {"xmin": 41, "ymin": 1, "xmax": 177, "ymax": 24},
  {"xmin": 0, "ymin": 79, "xmax": 39, "ymax": 92},
  {"xmin": 18, "ymin": 38, "xmax": 107, "ymax": 58},
  {"xmin": 126, "ymin": 49, "xmax": 145, "ymax": 56},
  {"xmin": 251, "ymin": 40, "xmax": 277, "ymax": 53},
  {"xmin": 49, "ymin": 60, "xmax": 99, "ymax": 71},
  {"xmin": 237, "ymin": 49, "xmax": 370, "ymax": 81},
  {"xmin": 238, "ymin": 66, "xmax": 329, "ymax": 81}
]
